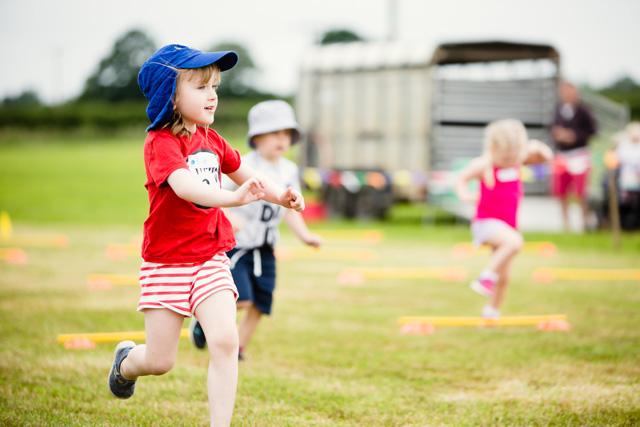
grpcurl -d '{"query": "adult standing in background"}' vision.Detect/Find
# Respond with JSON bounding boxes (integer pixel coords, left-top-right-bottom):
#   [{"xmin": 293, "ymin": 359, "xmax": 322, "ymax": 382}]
[{"xmin": 551, "ymin": 81, "xmax": 598, "ymax": 231}]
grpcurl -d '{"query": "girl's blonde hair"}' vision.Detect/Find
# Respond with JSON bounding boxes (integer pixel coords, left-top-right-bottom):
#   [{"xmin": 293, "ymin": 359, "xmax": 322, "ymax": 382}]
[
  {"xmin": 482, "ymin": 119, "xmax": 528, "ymax": 188},
  {"xmin": 163, "ymin": 63, "xmax": 221, "ymax": 137}
]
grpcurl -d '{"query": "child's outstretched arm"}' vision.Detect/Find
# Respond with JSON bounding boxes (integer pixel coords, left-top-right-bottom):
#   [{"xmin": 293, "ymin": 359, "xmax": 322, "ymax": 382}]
[
  {"xmin": 523, "ymin": 139, "xmax": 554, "ymax": 165},
  {"xmin": 454, "ymin": 156, "xmax": 485, "ymax": 204},
  {"xmin": 284, "ymin": 210, "xmax": 323, "ymax": 248},
  {"xmin": 227, "ymin": 164, "xmax": 305, "ymax": 212},
  {"xmin": 167, "ymin": 168, "xmax": 265, "ymax": 208}
]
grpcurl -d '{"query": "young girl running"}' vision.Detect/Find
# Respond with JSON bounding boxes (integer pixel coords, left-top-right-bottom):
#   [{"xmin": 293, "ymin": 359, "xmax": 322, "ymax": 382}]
[
  {"xmin": 455, "ymin": 119, "xmax": 553, "ymax": 318},
  {"xmin": 107, "ymin": 44, "xmax": 305, "ymax": 427}
]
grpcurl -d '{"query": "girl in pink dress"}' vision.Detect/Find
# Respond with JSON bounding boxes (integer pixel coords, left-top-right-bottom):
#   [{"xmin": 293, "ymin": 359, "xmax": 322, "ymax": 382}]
[{"xmin": 455, "ymin": 119, "xmax": 553, "ymax": 318}]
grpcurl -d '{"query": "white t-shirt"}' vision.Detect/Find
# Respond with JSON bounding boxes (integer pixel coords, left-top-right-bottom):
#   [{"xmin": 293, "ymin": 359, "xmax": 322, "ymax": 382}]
[
  {"xmin": 616, "ymin": 140, "xmax": 640, "ymax": 191},
  {"xmin": 223, "ymin": 150, "xmax": 301, "ymax": 249}
]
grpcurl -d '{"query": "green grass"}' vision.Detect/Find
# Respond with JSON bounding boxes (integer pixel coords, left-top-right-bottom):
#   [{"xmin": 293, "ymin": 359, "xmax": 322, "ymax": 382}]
[
  {"xmin": 0, "ymin": 131, "xmax": 250, "ymax": 226},
  {"xmin": 1, "ymin": 134, "xmax": 640, "ymax": 426}
]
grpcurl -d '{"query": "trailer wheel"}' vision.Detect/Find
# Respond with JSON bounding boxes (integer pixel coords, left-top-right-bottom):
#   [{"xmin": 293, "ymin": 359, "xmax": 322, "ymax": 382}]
[
  {"xmin": 355, "ymin": 186, "xmax": 392, "ymax": 220},
  {"xmin": 354, "ymin": 187, "xmax": 376, "ymax": 219},
  {"xmin": 323, "ymin": 185, "xmax": 356, "ymax": 219}
]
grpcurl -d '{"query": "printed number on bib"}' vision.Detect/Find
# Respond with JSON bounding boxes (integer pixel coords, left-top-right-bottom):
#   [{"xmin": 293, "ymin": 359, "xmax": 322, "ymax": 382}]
[
  {"xmin": 187, "ymin": 149, "xmax": 220, "ymax": 209},
  {"xmin": 496, "ymin": 167, "xmax": 519, "ymax": 182}
]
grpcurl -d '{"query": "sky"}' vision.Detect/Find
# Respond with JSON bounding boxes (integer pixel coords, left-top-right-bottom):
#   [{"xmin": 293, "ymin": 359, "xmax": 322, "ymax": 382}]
[{"xmin": 1, "ymin": 0, "xmax": 639, "ymax": 104}]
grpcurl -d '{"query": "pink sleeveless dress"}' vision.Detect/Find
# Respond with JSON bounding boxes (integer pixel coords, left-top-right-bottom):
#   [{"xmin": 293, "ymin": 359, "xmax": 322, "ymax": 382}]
[{"xmin": 474, "ymin": 166, "xmax": 523, "ymax": 229}]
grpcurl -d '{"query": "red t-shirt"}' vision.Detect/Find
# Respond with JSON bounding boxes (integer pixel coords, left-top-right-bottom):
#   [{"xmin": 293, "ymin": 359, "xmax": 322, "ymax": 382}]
[{"xmin": 142, "ymin": 127, "xmax": 241, "ymax": 263}]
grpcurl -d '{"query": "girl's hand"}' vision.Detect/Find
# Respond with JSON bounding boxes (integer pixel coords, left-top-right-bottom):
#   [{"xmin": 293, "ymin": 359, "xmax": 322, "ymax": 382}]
[
  {"xmin": 552, "ymin": 126, "xmax": 576, "ymax": 144},
  {"xmin": 279, "ymin": 187, "xmax": 305, "ymax": 212},
  {"xmin": 303, "ymin": 233, "xmax": 323, "ymax": 248},
  {"xmin": 524, "ymin": 139, "xmax": 554, "ymax": 164},
  {"xmin": 233, "ymin": 177, "xmax": 265, "ymax": 206}
]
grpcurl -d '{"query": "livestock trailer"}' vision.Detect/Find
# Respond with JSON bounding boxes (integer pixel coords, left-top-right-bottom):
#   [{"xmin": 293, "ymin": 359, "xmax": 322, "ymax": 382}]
[{"xmin": 296, "ymin": 40, "xmax": 563, "ymax": 218}]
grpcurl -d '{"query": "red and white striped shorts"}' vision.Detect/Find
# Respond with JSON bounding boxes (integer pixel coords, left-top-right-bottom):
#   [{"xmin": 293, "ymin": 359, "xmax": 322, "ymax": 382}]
[{"xmin": 137, "ymin": 254, "xmax": 238, "ymax": 317}]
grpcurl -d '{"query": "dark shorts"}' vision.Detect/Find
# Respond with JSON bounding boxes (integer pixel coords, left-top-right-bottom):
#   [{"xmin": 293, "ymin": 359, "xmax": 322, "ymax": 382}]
[{"xmin": 227, "ymin": 247, "xmax": 276, "ymax": 315}]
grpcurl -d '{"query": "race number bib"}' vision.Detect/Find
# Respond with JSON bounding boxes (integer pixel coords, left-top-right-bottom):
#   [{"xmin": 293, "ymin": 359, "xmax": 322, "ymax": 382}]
[
  {"xmin": 187, "ymin": 149, "xmax": 220, "ymax": 187},
  {"xmin": 187, "ymin": 149, "xmax": 220, "ymax": 209},
  {"xmin": 496, "ymin": 167, "xmax": 519, "ymax": 182}
]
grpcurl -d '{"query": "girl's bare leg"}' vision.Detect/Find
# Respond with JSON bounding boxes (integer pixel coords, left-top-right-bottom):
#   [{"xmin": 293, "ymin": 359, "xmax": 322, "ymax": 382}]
[
  {"xmin": 485, "ymin": 227, "xmax": 523, "ymax": 275},
  {"xmin": 120, "ymin": 308, "xmax": 184, "ymax": 379},
  {"xmin": 483, "ymin": 227, "xmax": 523, "ymax": 313},
  {"xmin": 195, "ymin": 290, "xmax": 238, "ymax": 427}
]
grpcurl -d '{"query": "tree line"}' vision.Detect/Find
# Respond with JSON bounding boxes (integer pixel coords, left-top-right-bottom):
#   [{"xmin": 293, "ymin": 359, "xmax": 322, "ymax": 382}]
[
  {"xmin": 1, "ymin": 28, "xmax": 638, "ymax": 132},
  {"xmin": 0, "ymin": 28, "xmax": 362, "ymax": 132}
]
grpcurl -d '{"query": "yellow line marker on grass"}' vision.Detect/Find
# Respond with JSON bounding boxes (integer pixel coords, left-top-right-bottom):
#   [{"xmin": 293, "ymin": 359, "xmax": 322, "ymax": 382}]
[
  {"xmin": 275, "ymin": 247, "xmax": 375, "ymax": 262},
  {"xmin": 102, "ymin": 236, "xmax": 143, "ymax": 260},
  {"xmin": 58, "ymin": 329, "xmax": 189, "ymax": 348},
  {"xmin": 105, "ymin": 244, "xmax": 141, "ymax": 260},
  {"xmin": 533, "ymin": 268, "xmax": 640, "ymax": 282},
  {"xmin": 1, "ymin": 211, "xmax": 12, "ymax": 239},
  {"xmin": 311, "ymin": 229, "xmax": 383, "ymax": 244},
  {"xmin": 0, "ymin": 233, "xmax": 70, "ymax": 248},
  {"xmin": 399, "ymin": 314, "xmax": 567, "ymax": 326},
  {"xmin": 0, "ymin": 211, "xmax": 69, "ymax": 248},
  {"xmin": 87, "ymin": 274, "xmax": 138, "ymax": 289},
  {"xmin": 398, "ymin": 314, "xmax": 570, "ymax": 334},
  {"xmin": 452, "ymin": 241, "xmax": 556, "ymax": 258},
  {"xmin": 338, "ymin": 266, "xmax": 466, "ymax": 284}
]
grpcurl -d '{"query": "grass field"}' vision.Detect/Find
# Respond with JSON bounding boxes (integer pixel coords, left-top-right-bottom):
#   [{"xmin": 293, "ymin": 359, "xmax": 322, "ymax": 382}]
[{"xmin": 1, "ymin": 135, "xmax": 640, "ymax": 426}]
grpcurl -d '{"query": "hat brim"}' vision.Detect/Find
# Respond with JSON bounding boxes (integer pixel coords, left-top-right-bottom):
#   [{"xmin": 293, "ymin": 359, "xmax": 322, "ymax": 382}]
[
  {"xmin": 248, "ymin": 127, "xmax": 303, "ymax": 148},
  {"xmin": 179, "ymin": 51, "xmax": 238, "ymax": 72}
]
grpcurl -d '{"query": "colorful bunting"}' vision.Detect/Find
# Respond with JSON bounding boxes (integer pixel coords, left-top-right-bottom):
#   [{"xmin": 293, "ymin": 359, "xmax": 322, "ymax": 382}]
[{"xmin": 302, "ymin": 164, "xmax": 551, "ymax": 192}]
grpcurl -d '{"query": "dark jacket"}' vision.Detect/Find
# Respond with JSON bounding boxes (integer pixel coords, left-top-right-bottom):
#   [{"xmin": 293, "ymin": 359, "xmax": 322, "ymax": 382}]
[{"xmin": 553, "ymin": 104, "xmax": 597, "ymax": 152}]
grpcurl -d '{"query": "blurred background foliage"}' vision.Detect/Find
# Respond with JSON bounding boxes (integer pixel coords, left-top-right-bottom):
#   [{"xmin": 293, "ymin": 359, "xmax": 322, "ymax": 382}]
[
  {"xmin": 0, "ymin": 28, "xmax": 368, "ymax": 136},
  {"xmin": 0, "ymin": 27, "xmax": 638, "ymax": 136}
]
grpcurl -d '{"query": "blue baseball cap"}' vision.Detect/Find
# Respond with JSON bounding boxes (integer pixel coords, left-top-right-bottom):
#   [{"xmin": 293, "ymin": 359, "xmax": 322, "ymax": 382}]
[{"xmin": 138, "ymin": 44, "xmax": 238, "ymax": 131}]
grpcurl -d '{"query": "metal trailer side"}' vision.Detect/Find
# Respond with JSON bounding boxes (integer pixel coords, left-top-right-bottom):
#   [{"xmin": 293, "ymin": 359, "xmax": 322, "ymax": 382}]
[
  {"xmin": 297, "ymin": 42, "xmax": 435, "ymax": 218},
  {"xmin": 296, "ymin": 40, "xmax": 562, "ymax": 218}
]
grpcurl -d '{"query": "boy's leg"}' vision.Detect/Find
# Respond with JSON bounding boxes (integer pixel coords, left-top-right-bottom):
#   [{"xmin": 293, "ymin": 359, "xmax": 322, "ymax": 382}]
[
  {"xmin": 120, "ymin": 308, "xmax": 184, "ymax": 379},
  {"xmin": 237, "ymin": 247, "xmax": 274, "ymax": 357},
  {"xmin": 195, "ymin": 289, "xmax": 238, "ymax": 427},
  {"xmin": 238, "ymin": 304, "xmax": 264, "ymax": 353},
  {"xmin": 559, "ymin": 196, "xmax": 571, "ymax": 231}
]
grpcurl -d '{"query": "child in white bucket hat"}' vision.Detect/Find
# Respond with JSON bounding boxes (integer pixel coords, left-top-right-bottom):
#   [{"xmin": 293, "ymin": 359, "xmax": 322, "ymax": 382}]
[
  {"xmin": 246, "ymin": 100, "xmax": 303, "ymax": 147},
  {"xmin": 189, "ymin": 100, "xmax": 322, "ymax": 360}
]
